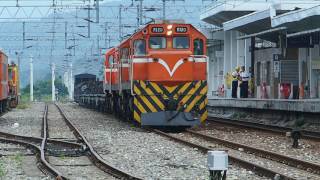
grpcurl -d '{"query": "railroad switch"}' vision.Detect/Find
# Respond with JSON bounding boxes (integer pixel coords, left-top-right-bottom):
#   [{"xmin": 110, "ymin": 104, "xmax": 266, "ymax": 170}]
[{"xmin": 207, "ymin": 151, "xmax": 228, "ymax": 180}]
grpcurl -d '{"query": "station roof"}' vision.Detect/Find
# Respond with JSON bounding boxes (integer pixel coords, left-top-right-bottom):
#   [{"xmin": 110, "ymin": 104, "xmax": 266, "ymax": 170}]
[
  {"xmin": 223, "ymin": 8, "xmax": 276, "ymax": 33},
  {"xmin": 201, "ymin": 0, "xmax": 320, "ymax": 27},
  {"xmin": 272, "ymin": 5, "xmax": 320, "ymax": 33}
]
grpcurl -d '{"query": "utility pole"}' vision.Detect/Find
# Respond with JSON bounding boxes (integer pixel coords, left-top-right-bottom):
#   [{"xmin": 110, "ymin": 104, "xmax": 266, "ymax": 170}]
[
  {"xmin": 162, "ymin": 0, "xmax": 185, "ymax": 20},
  {"xmin": 88, "ymin": 5, "xmax": 91, "ymax": 38},
  {"xmin": 139, "ymin": 0, "xmax": 143, "ymax": 25},
  {"xmin": 135, "ymin": 0, "xmax": 143, "ymax": 26},
  {"xmin": 95, "ymin": 0, "xmax": 99, "ymax": 23},
  {"xmin": 104, "ymin": 22, "xmax": 108, "ymax": 48},
  {"xmin": 69, "ymin": 63, "xmax": 73, "ymax": 101},
  {"xmin": 162, "ymin": 0, "xmax": 166, "ymax": 20},
  {"xmin": 51, "ymin": 63, "xmax": 55, "ymax": 102},
  {"xmin": 22, "ymin": 22, "xmax": 25, "ymax": 48},
  {"xmin": 97, "ymin": 35, "xmax": 100, "ymax": 51},
  {"xmin": 15, "ymin": 52, "xmax": 21, "ymax": 81},
  {"xmin": 119, "ymin": 4, "xmax": 122, "ymax": 42},
  {"xmin": 136, "ymin": 4, "xmax": 139, "ymax": 28},
  {"xmin": 65, "ymin": 21, "xmax": 67, "ymax": 49},
  {"xmin": 29, "ymin": 56, "xmax": 33, "ymax": 102}
]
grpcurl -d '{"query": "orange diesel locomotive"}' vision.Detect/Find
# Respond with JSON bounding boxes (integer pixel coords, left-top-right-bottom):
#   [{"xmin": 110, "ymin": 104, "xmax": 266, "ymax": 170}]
[
  {"xmin": 104, "ymin": 21, "xmax": 207, "ymax": 126},
  {"xmin": 0, "ymin": 51, "xmax": 19, "ymax": 112},
  {"xmin": 8, "ymin": 63, "xmax": 19, "ymax": 108}
]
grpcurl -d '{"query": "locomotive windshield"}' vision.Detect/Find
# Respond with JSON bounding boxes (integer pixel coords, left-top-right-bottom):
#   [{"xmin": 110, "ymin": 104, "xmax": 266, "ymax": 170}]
[
  {"xmin": 149, "ymin": 36, "xmax": 166, "ymax": 49},
  {"xmin": 173, "ymin": 36, "xmax": 189, "ymax": 49}
]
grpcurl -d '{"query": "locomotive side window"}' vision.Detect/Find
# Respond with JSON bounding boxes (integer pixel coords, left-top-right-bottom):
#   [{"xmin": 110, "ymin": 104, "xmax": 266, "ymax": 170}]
[
  {"xmin": 108, "ymin": 55, "xmax": 114, "ymax": 64},
  {"xmin": 134, "ymin": 39, "xmax": 146, "ymax": 56},
  {"xmin": 8, "ymin": 68, "xmax": 13, "ymax": 81},
  {"xmin": 121, "ymin": 48, "xmax": 129, "ymax": 63},
  {"xmin": 193, "ymin": 39, "xmax": 204, "ymax": 55},
  {"xmin": 149, "ymin": 36, "xmax": 166, "ymax": 49},
  {"xmin": 173, "ymin": 36, "xmax": 189, "ymax": 49}
]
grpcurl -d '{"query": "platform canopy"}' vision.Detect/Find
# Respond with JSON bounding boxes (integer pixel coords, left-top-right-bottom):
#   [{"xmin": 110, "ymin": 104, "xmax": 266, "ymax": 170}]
[
  {"xmin": 272, "ymin": 5, "xmax": 320, "ymax": 32},
  {"xmin": 223, "ymin": 8, "xmax": 275, "ymax": 33},
  {"xmin": 200, "ymin": 0, "xmax": 320, "ymax": 27}
]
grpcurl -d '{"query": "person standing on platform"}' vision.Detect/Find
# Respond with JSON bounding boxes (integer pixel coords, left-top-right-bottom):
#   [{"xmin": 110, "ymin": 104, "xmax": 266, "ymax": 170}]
[
  {"xmin": 240, "ymin": 66, "xmax": 250, "ymax": 98},
  {"xmin": 231, "ymin": 67, "xmax": 240, "ymax": 98}
]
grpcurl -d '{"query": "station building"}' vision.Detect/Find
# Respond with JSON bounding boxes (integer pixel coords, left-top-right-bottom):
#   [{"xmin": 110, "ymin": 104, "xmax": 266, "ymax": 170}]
[{"xmin": 201, "ymin": 0, "xmax": 320, "ymax": 101}]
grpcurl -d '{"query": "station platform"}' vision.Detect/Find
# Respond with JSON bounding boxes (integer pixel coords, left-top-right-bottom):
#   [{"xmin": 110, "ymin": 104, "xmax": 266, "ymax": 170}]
[{"xmin": 208, "ymin": 97, "xmax": 320, "ymax": 113}]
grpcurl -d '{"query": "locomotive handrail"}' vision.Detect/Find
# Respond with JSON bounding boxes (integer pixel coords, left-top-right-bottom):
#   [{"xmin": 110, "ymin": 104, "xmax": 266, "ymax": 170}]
[
  {"xmin": 109, "ymin": 65, "xmax": 112, "ymax": 93},
  {"xmin": 130, "ymin": 57, "xmax": 136, "ymax": 96},
  {"xmin": 189, "ymin": 54, "xmax": 207, "ymax": 58}
]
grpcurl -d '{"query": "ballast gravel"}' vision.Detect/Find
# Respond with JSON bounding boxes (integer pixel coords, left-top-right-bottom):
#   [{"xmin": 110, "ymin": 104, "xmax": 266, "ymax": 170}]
[
  {"xmin": 47, "ymin": 104, "xmax": 77, "ymax": 140},
  {"xmin": 0, "ymin": 143, "xmax": 50, "ymax": 180},
  {"xmin": 59, "ymin": 102, "xmax": 267, "ymax": 180},
  {"xmin": 48, "ymin": 156, "xmax": 115, "ymax": 180},
  {"xmin": 0, "ymin": 102, "xmax": 44, "ymax": 137}
]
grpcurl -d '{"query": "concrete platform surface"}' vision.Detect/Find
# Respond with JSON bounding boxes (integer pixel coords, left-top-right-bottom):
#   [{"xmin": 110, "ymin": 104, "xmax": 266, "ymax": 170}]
[{"xmin": 208, "ymin": 97, "xmax": 320, "ymax": 113}]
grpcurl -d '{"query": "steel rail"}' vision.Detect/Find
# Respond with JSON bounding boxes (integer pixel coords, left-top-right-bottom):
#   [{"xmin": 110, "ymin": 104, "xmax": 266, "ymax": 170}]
[
  {"xmin": 209, "ymin": 117, "xmax": 320, "ymax": 141},
  {"xmin": 187, "ymin": 129, "xmax": 320, "ymax": 175},
  {"xmin": 41, "ymin": 104, "xmax": 67, "ymax": 179},
  {"xmin": 55, "ymin": 103, "xmax": 142, "ymax": 180},
  {"xmin": 0, "ymin": 137, "xmax": 65, "ymax": 178},
  {"xmin": 0, "ymin": 131, "xmax": 83, "ymax": 150},
  {"xmin": 151, "ymin": 129, "xmax": 294, "ymax": 180}
]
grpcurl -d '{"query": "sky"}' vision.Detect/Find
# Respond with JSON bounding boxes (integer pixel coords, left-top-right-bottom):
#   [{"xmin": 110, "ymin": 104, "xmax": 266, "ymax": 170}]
[{"xmin": 0, "ymin": 0, "xmax": 216, "ymax": 87}]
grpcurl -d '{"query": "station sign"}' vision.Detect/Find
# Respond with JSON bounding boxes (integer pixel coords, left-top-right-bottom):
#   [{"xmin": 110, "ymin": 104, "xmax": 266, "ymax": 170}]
[
  {"xmin": 175, "ymin": 27, "xmax": 187, "ymax": 33},
  {"xmin": 274, "ymin": 61, "xmax": 280, "ymax": 78},
  {"xmin": 312, "ymin": 61, "xmax": 320, "ymax": 70},
  {"xmin": 151, "ymin": 27, "xmax": 164, "ymax": 33}
]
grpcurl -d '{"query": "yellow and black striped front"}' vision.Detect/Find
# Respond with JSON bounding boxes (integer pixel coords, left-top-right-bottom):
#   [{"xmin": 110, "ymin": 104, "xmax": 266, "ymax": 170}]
[{"xmin": 133, "ymin": 80, "xmax": 208, "ymax": 125}]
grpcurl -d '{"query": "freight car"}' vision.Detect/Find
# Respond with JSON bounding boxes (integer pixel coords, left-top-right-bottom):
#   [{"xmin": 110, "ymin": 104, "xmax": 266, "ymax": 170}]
[
  {"xmin": 74, "ymin": 73, "xmax": 104, "ymax": 108},
  {"xmin": 77, "ymin": 20, "xmax": 208, "ymax": 127},
  {"xmin": 74, "ymin": 73, "xmax": 97, "ymax": 103}
]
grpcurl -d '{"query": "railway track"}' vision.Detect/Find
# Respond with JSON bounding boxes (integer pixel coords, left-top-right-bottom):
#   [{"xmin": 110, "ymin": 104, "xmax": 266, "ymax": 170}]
[
  {"xmin": 0, "ymin": 105, "xmax": 66, "ymax": 179},
  {"xmin": 54, "ymin": 103, "xmax": 142, "ymax": 180},
  {"xmin": 151, "ymin": 129, "xmax": 320, "ymax": 180},
  {"xmin": 0, "ymin": 103, "xmax": 141, "ymax": 179},
  {"xmin": 41, "ymin": 104, "xmax": 66, "ymax": 179},
  {"xmin": 209, "ymin": 117, "xmax": 320, "ymax": 141},
  {"xmin": 186, "ymin": 129, "xmax": 320, "ymax": 174}
]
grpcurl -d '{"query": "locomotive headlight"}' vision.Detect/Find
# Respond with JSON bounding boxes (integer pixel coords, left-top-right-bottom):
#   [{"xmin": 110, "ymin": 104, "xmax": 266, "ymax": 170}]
[
  {"xmin": 167, "ymin": 30, "xmax": 173, "ymax": 36},
  {"xmin": 167, "ymin": 24, "xmax": 173, "ymax": 30}
]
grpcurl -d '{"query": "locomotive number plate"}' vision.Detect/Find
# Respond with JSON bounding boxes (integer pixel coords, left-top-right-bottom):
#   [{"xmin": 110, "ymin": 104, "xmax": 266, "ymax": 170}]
[
  {"xmin": 151, "ymin": 27, "xmax": 164, "ymax": 33},
  {"xmin": 176, "ymin": 27, "xmax": 187, "ymax": 33}
]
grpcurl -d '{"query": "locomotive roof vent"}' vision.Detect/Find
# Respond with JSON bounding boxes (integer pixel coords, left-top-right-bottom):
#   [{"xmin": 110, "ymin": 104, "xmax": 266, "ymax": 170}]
[{"xmin": 154, "ymin": 19, "xmax": 185, "ymax": 24}]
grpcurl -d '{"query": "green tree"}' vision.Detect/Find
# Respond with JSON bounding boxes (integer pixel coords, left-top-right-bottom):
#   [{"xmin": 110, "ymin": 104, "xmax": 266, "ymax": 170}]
[{"xmin": 22, "ymin": 77, "xmax": 69, "ymax": 101}]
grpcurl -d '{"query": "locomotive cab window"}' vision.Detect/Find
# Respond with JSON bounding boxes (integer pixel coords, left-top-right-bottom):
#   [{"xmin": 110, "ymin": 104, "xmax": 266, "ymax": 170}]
[
  {"xmin": 8, "ymin": 68, "xmax": 13, "ymax": 81},
  {"xmin": 134, "ymin": 39, "xmax": 146, "ymax": 56},
  {"xmin": 149, "ymin": 36, "xmax": 166, "ymax": 49},
  {"xmin": 193, "ymin": 39, "xmax": 204, "ymax": 55},
  {"xmin": 121, "ymin": 48, "xmax": 129, "ymax": 63},
  {"xmin": 173, "ymin": 36, "xmax": 189, "ymax": 49},
  {"xmin": 108, "ymin": 55, "xmax": 114, "ymax": 66}
]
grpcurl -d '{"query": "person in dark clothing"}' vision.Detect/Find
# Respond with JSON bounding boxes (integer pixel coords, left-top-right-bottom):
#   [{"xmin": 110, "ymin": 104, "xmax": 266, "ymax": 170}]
[
  {"xmin": 231, "ymin": 67, "xmax": 240, "ymax": 98},
  {"xmin": 240, "ymin": 66, "xmax": 249, "ymax": 98}
]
